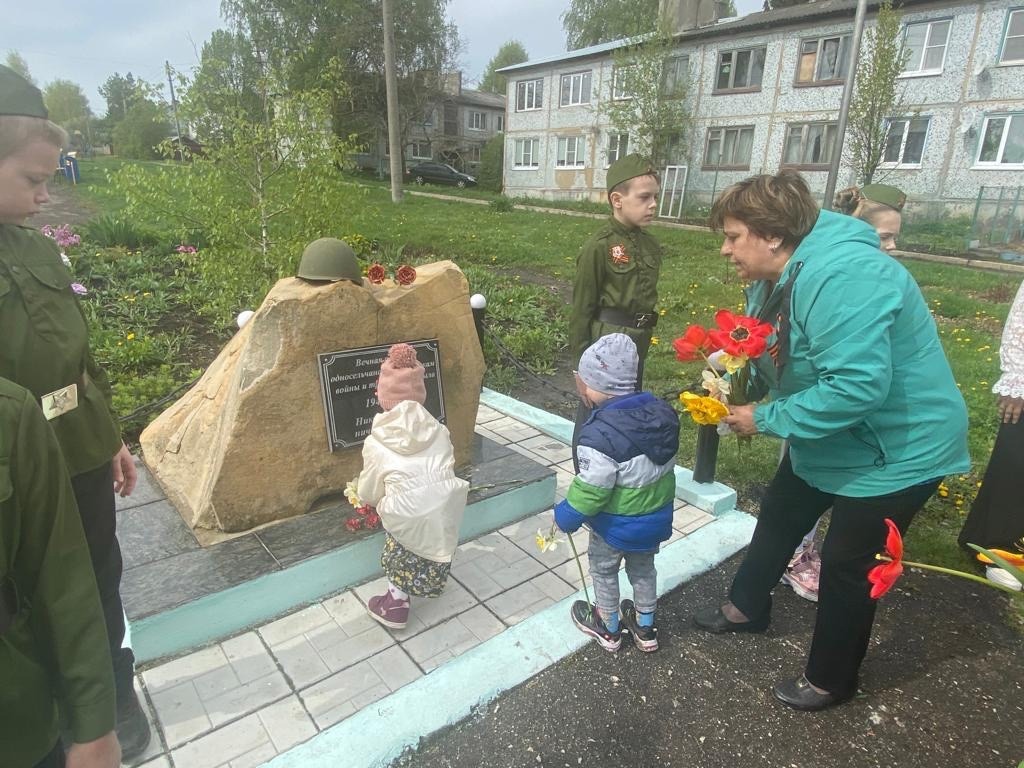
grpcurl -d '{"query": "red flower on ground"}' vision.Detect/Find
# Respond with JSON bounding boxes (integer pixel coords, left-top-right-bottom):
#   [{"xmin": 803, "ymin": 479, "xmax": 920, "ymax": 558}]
[
  {"xmin": 867, "ymin": 518, "xmax": 905, "ymax": 599},
  {"xmin": 354, "ymin": 504, "xmax": 372, "ymax": 517},
  {"xmin": 395, "ymin": 264, "xmax": 417, "ymax": 286},
  {"xmin": 364, "ymin": 511, "xmax": 381, "ymax": 530},
  {"xmin": 367, "ymin": 263, "xmax": 387, "ymax": 284},
  {"xmin": 344, "ymin": 517, "xmax": 363, "ymax": 532},
  {"xmin": 708, "ymin": 310, "xmax": 774, "ymax": 358},
  {"xmin": 673, "ymin": 325, "xmax": 713, "ymax": 361}
]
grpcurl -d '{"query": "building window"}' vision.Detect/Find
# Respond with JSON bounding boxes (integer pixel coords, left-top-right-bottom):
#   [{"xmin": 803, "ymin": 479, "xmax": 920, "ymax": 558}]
[
  {"xmin": 782, "ymin": 122, "xmax": 838, "ymax": 167},
  {"xmin": 514, "ymin": 138, "xmax": 540, "ymax": 167},
  {"xmin": 410, "ymin": 141, "xmax": 431, "ymax": 159},
  {"xmin": 467, "ymin": 146, "xmax": 482, "ymax": 163},
  {"xmin": 560, "ymin": 71, "xmax": 592, "ymax": 106},
  {"xmin": 467, "ymin": 111, "xmax": 485, "ymax": 130},
  {"xmin": 715, "ymin": 46, "xmax": 767, "ymax": 92},
  {"xmin": 496, "ymin": 114, "xmax": 504, "ymax": 132},
  {"xmin": 612, "ymin": 66, "xmax": 634, "ymax": 100},
  {"xmin": 556, "ymin": 136, "xmax": 586, "ymax": 167},
  {"xmin": 607, "ymin": 133, "xmax": 629, "ymax": 164},
  {"xmin": 976, "ymin": 113, "xmax": 1024, "ymax": 166},
  {"xmin": 422, "ymin": 109, "xmax": 434, "ymax": 127},
  {"xmin": 881, "ymin": 116, "xmax": 929, "ymax": 166},
  {"xmin": 796, "ymin": 35, "xmax": 850, "ymax": 84},
  {"xmin": 661, "ymin": 55, "xmax": 690, "ymax": 97},
  {"xmin": 901, "ymin": 19, "xmax": 951, "ymax": 75},
  {"xmin": 703, "ymin": 126, "xmax": 755, "ymax": 169},
  {"xmin": 999, "ymin": 9, "xmax": 1024, "ymax": 64},
  {"xmin": 515, "ymin": 79, "xmax": 543, "ymax": 111}
]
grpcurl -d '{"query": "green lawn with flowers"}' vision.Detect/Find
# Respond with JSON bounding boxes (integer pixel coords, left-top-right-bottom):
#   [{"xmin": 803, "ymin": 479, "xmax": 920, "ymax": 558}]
[{"xmin": 65, "ymin": 156, "xmax": 1022, "ymax": 599}]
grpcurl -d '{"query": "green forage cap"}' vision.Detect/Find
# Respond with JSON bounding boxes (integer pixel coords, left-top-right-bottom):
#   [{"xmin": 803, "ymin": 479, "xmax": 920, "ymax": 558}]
[
  {"xmin": 860, "ymin": 184, "xmax": 906, "ymax": 212},
  {"xmin": 0, "ymin": 64, "xmax": 48, "ymax": 119},
  {"xmin": 606, "ymin": 153, "xmax": 658, "ymax": 193}
]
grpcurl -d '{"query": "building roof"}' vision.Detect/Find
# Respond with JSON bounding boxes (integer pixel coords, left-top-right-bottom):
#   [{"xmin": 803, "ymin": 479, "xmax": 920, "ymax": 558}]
[
  {"xmin": 498, "ymin": 0, "xmax": 934, "ymax": 74},
  {"xmin": 458, "ymin": 88, "xmax": 506, "ymax": 109}
]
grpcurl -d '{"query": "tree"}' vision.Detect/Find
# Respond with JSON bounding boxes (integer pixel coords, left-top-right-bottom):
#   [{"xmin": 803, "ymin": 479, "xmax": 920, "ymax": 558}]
[
  {"xmin": 43, "ymin": 79, "xmax": 91, "ymax": 127},
  {"xmin": 111, "ymin": 100, "xmax": 170, "ymax": 159},
  {"xmin": 98, "ymin": 72, "xmax": 159, "ymax": 122},
  {"xmin": 4, "ymin": 51, "xmax": 34, "ymax": 84},
  {"xmin": 478, "ymin": 40, "xmax": 528, "ymax": 95},
  {"xmin": 762, "ymin": 0, "xmax": 811, "ymax": 9},
  {"xmin": 562, "ymin": 0, "xmax": 659, "ymax": 50},
  {"xmin": 846, "ymin": 1, "xmax": 909, "ymax": 184},
  {"xmin": 602, "ymin": 25, "xmax": 693, "ymax": 169},
  {"xmin": 185, "ymin": 29, "xmax": 266, "ymax": 139}
]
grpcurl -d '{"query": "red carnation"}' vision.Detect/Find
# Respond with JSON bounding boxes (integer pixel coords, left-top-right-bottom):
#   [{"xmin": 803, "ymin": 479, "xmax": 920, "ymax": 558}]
[
  {"xmin": 395, "ymin": 264, "xmax": 417, "ymax": 286},
  {"xmin": 364, "ymin": 511, "xmax": 381, "ymax": 530},
  {"xmin": 867, "ymin": 518, "xmax": 905, "ymax": 599},
  {"xmin": 707, "ymin": 309, "xmax": 774, "ymax": 358},
  {"xmin": 673, "ymin": 325, "xmax": 713, "ymax": 362},
  {"xmin": 344, "ymin": 517, "xmax": 363, "ymax": 532},
  {"xmin": 367, "ymin": 263, "xmax": 387, "ymax": 284}
]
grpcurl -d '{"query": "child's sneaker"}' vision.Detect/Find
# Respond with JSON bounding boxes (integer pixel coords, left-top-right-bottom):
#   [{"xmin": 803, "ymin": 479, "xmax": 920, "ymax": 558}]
[
  {"xmin": 781, "ymin": 546, "xmax": 820, "ymax": 602},
  {"xmin": 367, "ymin": 590, "xmax": 410, "ymax": 629},
  {"xmin": 620, "ymin": 599, "xmax": 658, "ymax": 652},
  {"xmin": 570, "ymin": 600, "xmax": 621, "ymax": 652}
]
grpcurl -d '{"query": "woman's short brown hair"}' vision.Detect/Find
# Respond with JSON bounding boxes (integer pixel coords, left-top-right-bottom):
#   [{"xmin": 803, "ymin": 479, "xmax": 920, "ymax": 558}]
[{"xmin": 708, "ymin": 170, "xmax": 819, "ymax": 250}]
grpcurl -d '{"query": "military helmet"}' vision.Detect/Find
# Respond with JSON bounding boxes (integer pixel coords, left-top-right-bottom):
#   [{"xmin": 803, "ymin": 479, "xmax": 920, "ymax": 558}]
[{"xmin": 297, "ymin": 238, "xmax": 362, "ymax": 284}]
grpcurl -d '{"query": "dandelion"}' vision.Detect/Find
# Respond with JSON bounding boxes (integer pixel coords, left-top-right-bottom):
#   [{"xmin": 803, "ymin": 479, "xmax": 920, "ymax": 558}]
[{"xmin": 126, "ymin": 333, "xmax": 135, "ymax": 341}]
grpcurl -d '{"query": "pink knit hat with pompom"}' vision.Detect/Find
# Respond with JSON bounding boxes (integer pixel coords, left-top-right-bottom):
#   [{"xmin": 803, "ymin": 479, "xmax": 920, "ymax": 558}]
[{"xmin": 376, "ymin": 343, "xmax": 426, "ymax": 410}]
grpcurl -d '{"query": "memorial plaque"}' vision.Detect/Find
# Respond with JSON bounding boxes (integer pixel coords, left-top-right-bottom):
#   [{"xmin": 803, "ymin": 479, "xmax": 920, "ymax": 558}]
[{"xmin": 317, "ymin": 339, "xmax": 445, "ymax": 451}]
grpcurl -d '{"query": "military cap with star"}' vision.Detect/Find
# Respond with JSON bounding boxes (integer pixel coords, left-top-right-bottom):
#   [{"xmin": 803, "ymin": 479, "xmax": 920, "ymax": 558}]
[
  {"xmin": 606, "ymin": 153, "xmax": 658, "ymax": 193},
  {"xmin": 0, "ymin": 64, "xmax": 48, "ymax": 119}
]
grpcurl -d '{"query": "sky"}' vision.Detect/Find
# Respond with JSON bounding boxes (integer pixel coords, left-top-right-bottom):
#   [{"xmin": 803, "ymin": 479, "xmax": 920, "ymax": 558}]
[{"xmin": 2, "ymin": 0, "xmax": 762, "ymax": 115}]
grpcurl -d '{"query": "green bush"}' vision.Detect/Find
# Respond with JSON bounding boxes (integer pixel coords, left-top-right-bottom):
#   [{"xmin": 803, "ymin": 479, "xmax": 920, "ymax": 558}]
[
  {"xmin": 478, "ymin": 134, "xmax": 504, "ymax": 193},
  {"xmin": 112, "ymin": 101, "xmax": 171, "ymax": 160},
  {"xmin": 84, "ymin": 214, "xmax": 162, "ymax": 250}
]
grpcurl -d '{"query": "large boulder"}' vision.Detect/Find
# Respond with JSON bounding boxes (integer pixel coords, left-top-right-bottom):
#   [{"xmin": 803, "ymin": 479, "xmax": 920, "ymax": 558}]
[{"xmin": 140, "ymin": 260, "xmax": 485, "ymax": 534}]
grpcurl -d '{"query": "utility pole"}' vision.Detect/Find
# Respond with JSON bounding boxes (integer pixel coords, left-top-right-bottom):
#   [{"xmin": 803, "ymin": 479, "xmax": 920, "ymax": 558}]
[
  {"xmin": 165, "ymin": 61, "xmax": 184, "ymax": 152},
  {"xmin": 382, "ymin": 0, "xmax": 404, "ymax": 203},
  {"xmin": 824, "ymin": 0, "xmax": 868, "ymax": 209}
]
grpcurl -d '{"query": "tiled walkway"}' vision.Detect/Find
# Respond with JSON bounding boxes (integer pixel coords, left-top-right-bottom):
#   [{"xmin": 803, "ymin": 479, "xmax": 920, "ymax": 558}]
[{"xmin": 127, "ymin": 403, "xmax": 716, "ymax": 768}]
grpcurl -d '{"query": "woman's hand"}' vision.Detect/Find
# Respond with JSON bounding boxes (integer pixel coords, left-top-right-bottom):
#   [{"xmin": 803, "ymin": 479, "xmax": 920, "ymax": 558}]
[
  {"xmin": 112, "ymin": 443, "xmax": 137, "ymax": 497},
  {"xmin": 724, "ymin": 404, "xmax": 759, "ymax": 436},
  {"xmin": 997, "ymin": 395, "xmax": 1023, "ymax": 424},
  {"xmin": 66, "ymin": 731, "xmax": 121, "ymax": 768}
]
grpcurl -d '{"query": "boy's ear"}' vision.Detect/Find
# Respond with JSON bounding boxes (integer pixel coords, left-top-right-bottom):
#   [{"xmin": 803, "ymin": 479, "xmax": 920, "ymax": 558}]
[{"xmin": 609, "ymin": 190, "xmax": 623, "ymax": 209}]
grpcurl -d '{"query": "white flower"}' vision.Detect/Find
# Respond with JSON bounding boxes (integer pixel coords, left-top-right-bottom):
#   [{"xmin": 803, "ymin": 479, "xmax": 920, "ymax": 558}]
[
  {"xmin": 344, "ymin": 477, "xmax": 362, "ymax": 508},
  {"xmin": 60, "ymin": 251, "xmax": 71, "ymax": 267},
  {"xmin": 701, "ymin": 369, "xmax": 730, "ymax": 399}
]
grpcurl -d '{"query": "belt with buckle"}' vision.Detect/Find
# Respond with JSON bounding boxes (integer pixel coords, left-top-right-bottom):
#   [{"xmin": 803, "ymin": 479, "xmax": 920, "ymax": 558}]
[{"xmin": 598, "ymin": 308, "xmax": 658, "ymax": 330}]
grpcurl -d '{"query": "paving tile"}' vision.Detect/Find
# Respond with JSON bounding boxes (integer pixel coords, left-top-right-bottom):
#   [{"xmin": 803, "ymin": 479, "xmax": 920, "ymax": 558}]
[
  {"xmin": 556, "ymin": 458, "xmax": 576, "ymax": 474},
  {"xmin": 121, "ymin": 678, "xmax": 162, "ymax": 767},
  {"xmin": 401, "ymin": 614, "xmax": 485, "ymax": 672},
  {"xmin": 314, "ymin": 623, "xmax": 395, "ymax": 676},
  {"xmin": 299, "ymin": 660, "xmax": 382, "ymax": 729},
  {"xmin": 475, "ymin": 404, "xmax": 503, "ymax": 424},
  {"xmin": 552, "ymin": 468, "xmax": 575, "ymax": 502},
  {"xmin": 169, "ymin": 712, "xmax": 269, "ymax": 768},
  {"xmin": 142, "ymin": 644, "xmax": 227, "ymax": 695},
  {"xmin": 256, "ymin": 695, "xmax": 318, "ymax": 753},
  {"xmin": 115, "ymin": 457, "xmax": 166, "ymax": 512},
  {"xmin": 367, "ymin": 645, "xmax": 423, "ymax": 691},
  {"xmin": 352, "ymin": 577, "xmax": 479, "ymax": 639},
  {"xmin": 485, "ymin": 415, "xmax": 540, "ymax": 442},
  {"xmin": 270, "ymin": 634, "xmax": 331, "ymax": 690},
  {"xmin": 150, "ymin": 680, "xmax": 212, "ymax": 748},
  {"xmin": 203, "ymin": 670, "xmax": 291, "ymax": 727},
  {"xmin": 502, "ymin": 510, "xmax": 590, "ymax": 570},
  {"xmin": 517, "ymin": 434, "xmax": 573, "ymax": 465},
  {"xmin": 229, "ymin": 741, "xmax": 278, "ymax": 768},
  {"xmin": 118, "ymin": 499, "xmax": 199, "ymax": 571},
  {"xmin": 473, "ymin": 425, "xmax": 508, "ymax": 445},
  {"xmin": 485, "ymin": 573, "xmax": 575, "ymax": 625},
  {"xmin": 136, "ymin": 757, "xmax": 171, "ymax": 768},
  {"xmin": 255, "ymin": 506, "xmax": 350, "ymax": 567},
  {"xmin": 672, "ymin": 503, "xmax": 713, "ymax": 533},
  {"xmin": 258, "ymin": 603, "xmax": 333, "ymax": 647}
]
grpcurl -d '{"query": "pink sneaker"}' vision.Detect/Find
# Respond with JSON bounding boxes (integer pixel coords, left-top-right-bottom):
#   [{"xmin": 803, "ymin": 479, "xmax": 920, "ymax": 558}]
[
  {"xmin": 367, "ymin": 591, "xmax": 410, "ymax": 629},
  {"xmin": 781, "ymin": 548, "xmax": 820, "ymax": 602}
]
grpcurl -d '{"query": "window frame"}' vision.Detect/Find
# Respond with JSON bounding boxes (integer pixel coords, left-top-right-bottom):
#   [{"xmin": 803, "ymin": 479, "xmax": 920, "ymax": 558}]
[
  {"xmin": 467, "ymin": 111, "xmax": 485, "ymax": 131},
  {"xmin": 879, "ymin": 115, "xmax": 931, "ymax": 168},
  {"xmin": 999, "ymin": 8, "xmax": 1024, "ymax": 65},
  {"xmin": 410, "ymin": 141, "xmax": 432, "ymax": 160},
  {"xmin": 606, "ymin": 133, "xmax": 629, "ymax": 166},
  {"xmin": 794, "ymin": 33, "xmax": 851, "ymax": 86},
  {"xmin": 515, "ymin": 78, "xmax": 544, "ymax": 112},
  {"xmin": 611, "ymin": 66, "xmax": 634, "ymax": 100},
  {"xmin": 713, "ymin": 46, "xmax": 767, "ymax": 93},
  {"xmin": 556, "ymin": 135, "xmax": 586, "ymax": 168},
  {"xmin": 559, "ymin": 71, "xmax": 593, "ymax": 107},
  {"xmin": 661, "ymin": 54, "xmax": 691, "ymax": 98},
  {"xmin": 974, "ymin": 112, "xmax": 1024, "ymax": 168},
  {"xmin": 702, "ymin": 125, "xmax": 756, "ymax": 170},
  {"xmin": 496, "ymin": 114, "xmax": 505, "ymax": 132},
  {"xmin": 513, "ymin": 137, "xmax": 540, "ymax": 168},
  {"xmin": 780, "ymin": 121, "xmax": 839, "ymax": 169},
  {"xmin": 899, "ymin": 18, "xmax": 952, "ymax": 77}
]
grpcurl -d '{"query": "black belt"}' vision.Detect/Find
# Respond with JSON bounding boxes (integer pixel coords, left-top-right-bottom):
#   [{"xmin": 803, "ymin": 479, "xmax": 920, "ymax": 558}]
[
  {"xmin": 0, "ymin": 576, "xmax": 18, "ymax": 636},
  {"xmin": 598, "ymin": 308, "xmax": 658, "ymax": 330}
]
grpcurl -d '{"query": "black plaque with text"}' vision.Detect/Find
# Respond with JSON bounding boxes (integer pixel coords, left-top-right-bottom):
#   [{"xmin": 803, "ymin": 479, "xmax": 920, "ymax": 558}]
[{"xmin": 317, "ymin": 339, "xmax": 445, "ymax": 451}]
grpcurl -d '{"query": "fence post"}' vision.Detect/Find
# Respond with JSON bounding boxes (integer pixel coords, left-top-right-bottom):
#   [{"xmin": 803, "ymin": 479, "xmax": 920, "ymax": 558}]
[
  {"xmin": 470, "ymin": 293, "xmax": 487, "ymax": 350},
  {"xmin": 692, "ymin": 424, "xmax": 720, "ymax": 484}
]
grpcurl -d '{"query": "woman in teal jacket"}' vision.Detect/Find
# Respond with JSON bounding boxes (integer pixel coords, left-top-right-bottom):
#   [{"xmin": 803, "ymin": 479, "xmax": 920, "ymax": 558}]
[{"xmin": 693, "ymin": 171, "xmax": 969, "ymax": 711}]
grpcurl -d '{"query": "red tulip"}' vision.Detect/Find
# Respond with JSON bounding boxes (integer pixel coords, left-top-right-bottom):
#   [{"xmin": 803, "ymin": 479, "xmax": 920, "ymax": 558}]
[
  {"xmin": 395, "ymin": 264, "xmax": 417, "ymax": 286},
  {"xmin": 867, "ymin": 518, "xmax": 905, "ymax": 599},
  {"xmin": 708, "ymin": 309, "xmax": 773, "ymax": 358},
  {"xmin": 367, "ymin": 263, "xmax": 387, "ymax": 284},
  {"xmin": 673, "ymin": 325, "xmax": 712, "ymax": 361}
]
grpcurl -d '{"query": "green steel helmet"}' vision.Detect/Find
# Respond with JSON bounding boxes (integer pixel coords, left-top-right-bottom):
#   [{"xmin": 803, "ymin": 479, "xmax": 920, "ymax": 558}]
[{"xmin": 297, "ymin": 238, "xmax": 362, "ymax": 284}]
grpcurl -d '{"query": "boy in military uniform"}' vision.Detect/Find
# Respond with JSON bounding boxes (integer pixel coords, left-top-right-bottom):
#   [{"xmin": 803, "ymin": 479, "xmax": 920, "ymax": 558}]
[
  {"xmin": 0, "ymin": 378, "xmax": 120, "ymax": 768},
  {"xmin": 0, "ymin": 65, "xmax": 149, "ymax": 757},
  {"xmin": 570, "ymin": 154, "xmax": 663, "ymax": 468}
]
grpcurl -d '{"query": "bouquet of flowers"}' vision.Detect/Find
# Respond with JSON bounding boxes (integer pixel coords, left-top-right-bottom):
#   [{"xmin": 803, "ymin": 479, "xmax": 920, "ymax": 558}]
[{"xmin": 342, "ymin": 476, "xmax": 381, "ymax": 532}]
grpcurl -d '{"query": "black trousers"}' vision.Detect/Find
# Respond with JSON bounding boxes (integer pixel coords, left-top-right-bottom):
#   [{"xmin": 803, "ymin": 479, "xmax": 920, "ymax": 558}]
[
  {"xmin": 959, "ymin": 417, "xmax": 1024, "ymax": 550},
  {"xmin": 728, "ymin": 453, "xmax": 941, "ymax": 696},
  {"xmin": 70, "ymin": 462, "xmax": 135, "ymax": 700}
]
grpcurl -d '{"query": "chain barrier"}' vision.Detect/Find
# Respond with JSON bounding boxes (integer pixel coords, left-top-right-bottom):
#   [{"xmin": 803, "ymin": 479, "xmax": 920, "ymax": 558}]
[{"xmin": 479, "ymin": 322, "xmax": 579, "ymax": 401}]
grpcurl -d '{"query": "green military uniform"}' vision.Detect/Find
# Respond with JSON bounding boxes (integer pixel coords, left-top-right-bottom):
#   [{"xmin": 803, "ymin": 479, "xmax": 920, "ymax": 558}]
[
  {"xmin": 0, "ymin": 378, "xmax": 116, "ymax": 767},
  {"xmin": 0, "ymin": 225, "xmax": 122, "ymax": 475}
]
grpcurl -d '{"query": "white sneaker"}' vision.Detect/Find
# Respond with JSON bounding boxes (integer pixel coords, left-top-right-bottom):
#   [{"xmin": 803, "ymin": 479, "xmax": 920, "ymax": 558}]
[{"xmin": 986, "ymin": 566, "xmax": 1023, "ymax": 591}]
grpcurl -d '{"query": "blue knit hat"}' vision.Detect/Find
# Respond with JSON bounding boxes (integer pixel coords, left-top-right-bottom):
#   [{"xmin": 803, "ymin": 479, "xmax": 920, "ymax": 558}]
[{"xmin": 578, "ymin": 334, "xmax": 638, "ymax": 395}]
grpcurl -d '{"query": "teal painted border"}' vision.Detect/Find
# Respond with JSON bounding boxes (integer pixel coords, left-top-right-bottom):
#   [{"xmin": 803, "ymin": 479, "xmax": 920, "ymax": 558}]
[
  {"xmin": 132, "ymin": 475, "xmax": 555, "ymax": 664},
  {"xmin": 480, "ymin": 388, "xmax": 737, "ymax": 516},
  {"xmin": 264, "ymin": 509, "xmax": 756, "ymax": 768}
]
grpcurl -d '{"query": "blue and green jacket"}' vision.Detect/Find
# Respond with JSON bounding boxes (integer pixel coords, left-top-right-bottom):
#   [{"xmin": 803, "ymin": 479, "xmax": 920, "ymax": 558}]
[{"xmin": 555, "ymin": 392, "xmax": 679, "ymax": 551}]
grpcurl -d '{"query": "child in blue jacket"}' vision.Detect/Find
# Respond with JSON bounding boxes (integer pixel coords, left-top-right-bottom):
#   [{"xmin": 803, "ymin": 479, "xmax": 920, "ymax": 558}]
[{"xmin": 555, "ymin": 334, "xmax": 679, "ymax": 652}]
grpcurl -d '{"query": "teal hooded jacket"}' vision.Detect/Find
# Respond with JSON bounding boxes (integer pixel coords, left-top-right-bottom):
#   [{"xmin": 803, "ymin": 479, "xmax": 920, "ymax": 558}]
[{"xmin": 748, "ymin": 210, "xmax": 970, "ymax": 497}]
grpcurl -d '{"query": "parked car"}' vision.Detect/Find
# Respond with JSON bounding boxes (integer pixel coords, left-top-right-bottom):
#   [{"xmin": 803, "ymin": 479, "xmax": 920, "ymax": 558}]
[{"xmin": 405, "ymin": 162, "xmax": 477, "ymax": 188}]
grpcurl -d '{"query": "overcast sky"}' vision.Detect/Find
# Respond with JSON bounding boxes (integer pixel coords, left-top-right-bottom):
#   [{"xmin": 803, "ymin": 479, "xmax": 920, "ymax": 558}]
[{"xmin": 2, "ymin": 0, "xmax": 761, "ymax": 115}]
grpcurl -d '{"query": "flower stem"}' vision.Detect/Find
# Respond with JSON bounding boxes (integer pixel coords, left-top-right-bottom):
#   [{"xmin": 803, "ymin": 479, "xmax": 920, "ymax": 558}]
[
  {"xmin": 876, "ymin": 555, "xmax": 1021, "ymax": 594},
  {"xmin": 567, "ymin": 532, "xmax": 591, "ymax": 606}
]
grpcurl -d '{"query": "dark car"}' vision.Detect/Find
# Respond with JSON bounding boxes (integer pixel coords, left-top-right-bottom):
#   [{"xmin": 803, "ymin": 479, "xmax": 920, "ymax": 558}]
[{"xmin": 406, "ymin": 162, "xmax": 477, "ymax": 188}]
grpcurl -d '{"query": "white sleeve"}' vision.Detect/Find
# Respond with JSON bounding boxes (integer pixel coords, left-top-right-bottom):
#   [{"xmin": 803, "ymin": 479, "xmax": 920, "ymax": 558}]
[{"xmin": 993, "ymin": 281, "xmax": 1024, "ymax": 398}]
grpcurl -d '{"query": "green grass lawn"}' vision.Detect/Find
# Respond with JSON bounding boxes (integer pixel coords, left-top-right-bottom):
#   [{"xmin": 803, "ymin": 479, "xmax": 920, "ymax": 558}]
[{"xmin": 66, "ymin": 158, "xmax": 1023, "ymax": 604}]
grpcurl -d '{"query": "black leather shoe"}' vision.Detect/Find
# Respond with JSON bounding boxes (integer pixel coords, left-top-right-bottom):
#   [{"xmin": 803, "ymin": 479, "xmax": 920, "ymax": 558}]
[
  {"xmin": 116, "ymin": 687, "xmax": 152, "ymax": 761},
  {"xmin": 693, "ymin": 604, "xmax": 770, "ymax": 634},
  {"xmin": 773, "ymin": 675, "xmax": 854, "ymax": 712}
]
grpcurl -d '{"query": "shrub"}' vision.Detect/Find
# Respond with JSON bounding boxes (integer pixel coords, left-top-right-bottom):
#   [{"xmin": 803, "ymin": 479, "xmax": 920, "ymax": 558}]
[
  {"xmin": 478, "ymin": 133, "xmax": 504, "ymax": 193},
  {"xmin": 84, "ymin": 215, "xmax": 161, "ymax": 250}
]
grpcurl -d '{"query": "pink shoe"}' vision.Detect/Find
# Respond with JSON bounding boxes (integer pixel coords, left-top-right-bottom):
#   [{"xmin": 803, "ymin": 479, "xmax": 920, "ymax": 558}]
[
  {"xmin": 781, "ymin": 548, "xmax": 820, "ymax": 602},
  {"xmin": 367, "ymin": 591, "xmax": 410, "ymax": 629}
]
